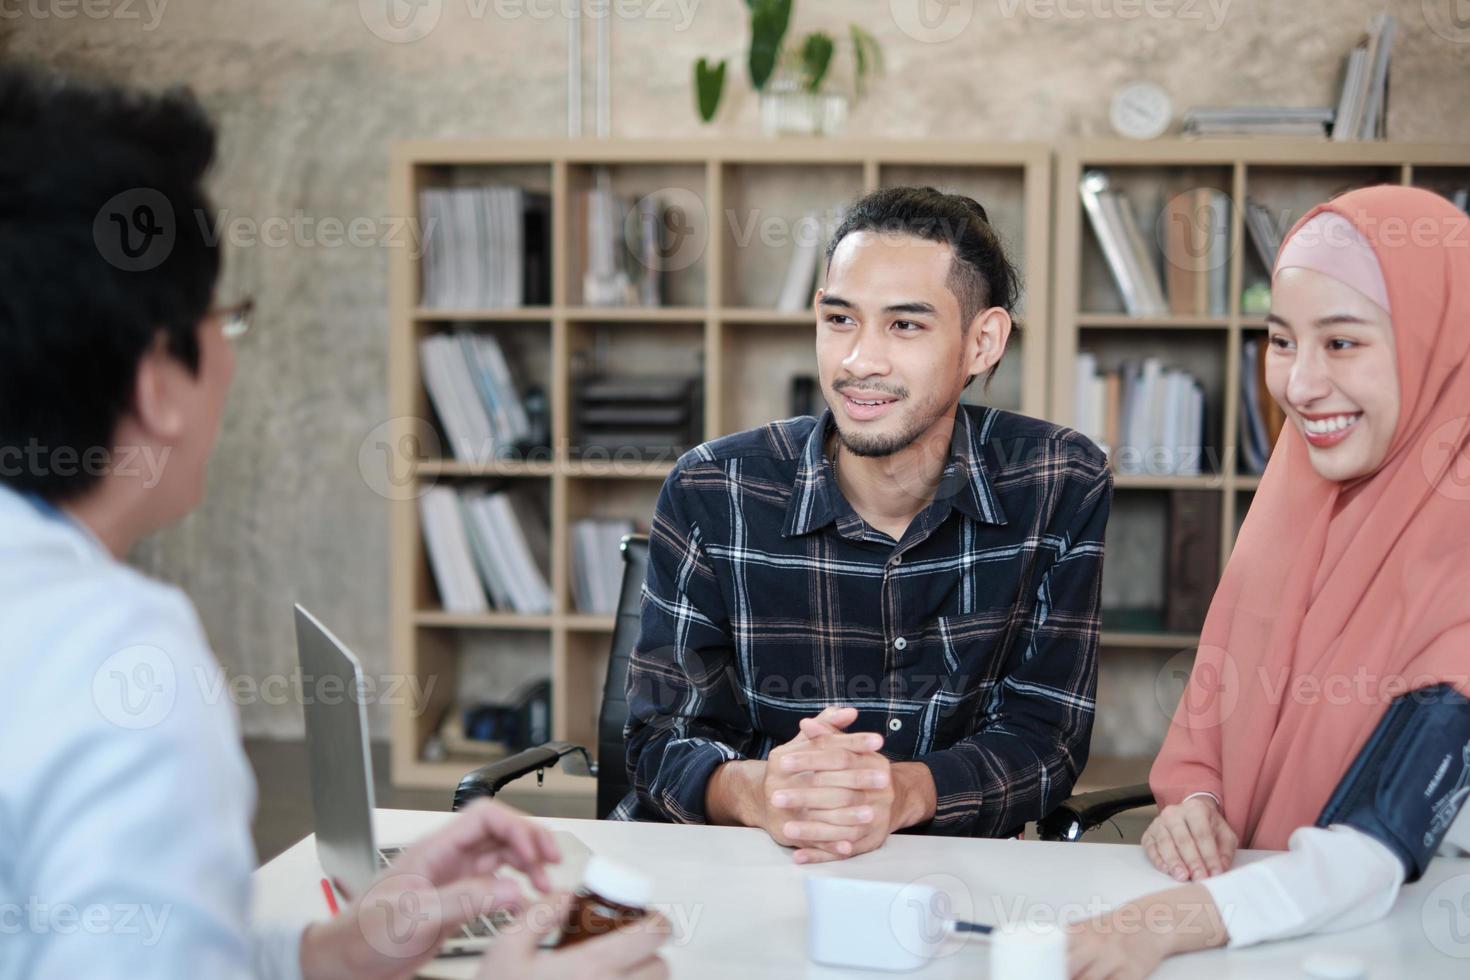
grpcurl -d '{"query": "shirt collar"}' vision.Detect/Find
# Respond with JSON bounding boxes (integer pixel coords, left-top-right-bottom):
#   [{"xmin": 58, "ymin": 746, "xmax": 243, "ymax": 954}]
[{"xmin": 781, "ymin": 404, "xmax": 1008, "ymax": 539}]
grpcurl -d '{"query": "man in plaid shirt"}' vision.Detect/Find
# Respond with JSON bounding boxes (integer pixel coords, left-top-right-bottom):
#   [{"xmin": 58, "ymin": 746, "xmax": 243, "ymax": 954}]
[{"xmin": 615, "ymin": 187, "xmax": 1112, "ymax": 864}]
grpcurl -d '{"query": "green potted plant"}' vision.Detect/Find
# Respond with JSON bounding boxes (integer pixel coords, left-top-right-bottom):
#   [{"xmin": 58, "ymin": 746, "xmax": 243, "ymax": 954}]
[{"xmin": 694, "ymin": 1, "xmax": 882, "ymax": 135}]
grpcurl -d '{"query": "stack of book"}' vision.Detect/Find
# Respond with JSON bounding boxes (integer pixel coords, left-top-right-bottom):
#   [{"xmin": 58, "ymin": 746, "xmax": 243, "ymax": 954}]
[
  {"xmin": 418, "ymin": 486, "xmax": 553, "ymax": 615},
  {"xmin": 1181, "ymin": 107, "xmax": 1335, "ymax": 139},
  {"xmin": 420, "ymin": 331, "xmax": 533, "ymax": 462},
  {"xmin": 1074, "ymin": 353, "xmax": 1206, "ymax": 476},
  {"xmin": 1083, "ymin": 172, "xmax": 1231, "ymax": 317},
  {"xmin": 571, "ymin": 518, "xmax": 636, "ymax": 615},
  {"xmin": 420, "ymin": 186, "xmax": 551, "ymax": 308},
  {"xmin": 1239, "ymin": 338, "xmax": 1288, "ymax": 475},
  {"xmin": 1331, "ymin": 13, "xmax": 1397, "ymax": 142},
  {"xmin": 579, "ymin": 181, "xmax": 672, "ymax": 307}
]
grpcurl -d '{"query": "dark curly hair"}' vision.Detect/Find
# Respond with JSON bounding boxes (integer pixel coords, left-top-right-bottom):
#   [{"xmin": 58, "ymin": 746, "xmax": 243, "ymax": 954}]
[{"xmin": 0, "ymin": 64, "xmax": 220, "ymax": 502}]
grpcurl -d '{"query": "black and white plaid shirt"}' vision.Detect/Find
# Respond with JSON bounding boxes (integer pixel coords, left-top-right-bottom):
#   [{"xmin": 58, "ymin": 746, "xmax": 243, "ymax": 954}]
[{"xmin": 614, "ymin": 404, "xmax": 1112, "ymax": 836}]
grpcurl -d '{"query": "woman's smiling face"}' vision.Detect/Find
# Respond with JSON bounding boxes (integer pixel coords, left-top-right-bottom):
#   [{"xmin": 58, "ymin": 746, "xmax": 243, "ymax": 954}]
[{"xmin": 1264, "ymin": 266, "xmax": 1400, "ymax": 482}]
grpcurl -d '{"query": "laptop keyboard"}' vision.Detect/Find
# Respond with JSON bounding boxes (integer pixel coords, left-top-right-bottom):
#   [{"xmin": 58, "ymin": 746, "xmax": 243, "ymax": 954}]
[{"xmin": 376, "ymin": 846, "xmax": 518, "ymax": 940}]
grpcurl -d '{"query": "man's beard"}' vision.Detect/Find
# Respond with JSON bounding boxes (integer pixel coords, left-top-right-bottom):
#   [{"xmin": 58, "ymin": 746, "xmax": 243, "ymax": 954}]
[{"xmin": 833, "ymin": 401, "xmax": 950, "ymax": 458}]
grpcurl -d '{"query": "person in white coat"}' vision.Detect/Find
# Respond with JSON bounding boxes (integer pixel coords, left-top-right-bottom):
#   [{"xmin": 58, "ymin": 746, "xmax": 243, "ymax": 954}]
[{"xmin": 0, "ymin": 66, "xmax": 668, "ymax": 980}]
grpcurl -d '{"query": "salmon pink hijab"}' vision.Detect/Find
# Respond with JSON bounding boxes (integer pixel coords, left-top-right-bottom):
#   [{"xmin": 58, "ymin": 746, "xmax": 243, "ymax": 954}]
[{"xmin": 1150, "ymin": 185, "xmax": 1470, "ymax": 850}]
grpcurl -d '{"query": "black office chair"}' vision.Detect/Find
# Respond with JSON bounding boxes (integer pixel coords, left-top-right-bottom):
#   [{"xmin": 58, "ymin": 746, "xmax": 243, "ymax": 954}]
[
  {"xmin": 452, "ymin": 534, "xmax": 648, "ymax": 819},
  {"xmin": 1036, "ymin": 783, "xmax": 1156, "ymax": 842}
]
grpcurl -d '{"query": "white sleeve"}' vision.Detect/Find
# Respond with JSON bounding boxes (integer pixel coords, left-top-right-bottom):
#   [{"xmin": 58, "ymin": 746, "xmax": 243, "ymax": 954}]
[
  {"xmin": 1201, "ymin": 824, "xmax": 1405, "ymax": 948},
  {"xmin": 253, "ymin": 923, "xmax": 306, "ymax": 980},
  {"xmin": 12, "ymin": 584, "xmax": 304, "ymax": 980}
]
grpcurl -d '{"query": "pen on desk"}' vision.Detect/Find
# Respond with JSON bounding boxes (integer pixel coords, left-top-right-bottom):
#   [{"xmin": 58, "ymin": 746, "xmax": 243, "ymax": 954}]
[
  {"xmin": 953, "ymin": 920, "xmax": 993, "ymax": 936},
  {"xmin": 320, "ymin": 878, "xmax": 340, "ymax": 916}
]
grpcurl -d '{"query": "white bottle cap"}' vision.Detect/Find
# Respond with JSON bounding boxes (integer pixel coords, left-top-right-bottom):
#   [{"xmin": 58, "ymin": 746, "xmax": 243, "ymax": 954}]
[
  {"xmin": 1300, "ymin": 953, "xmax": 1368, "ymax": 980},
  {"xmin": 581, "ymin": 856, "xmax": 654, "ymax": 908},
  {"xmin": 990, "ymin": 922, "xmax": 1067, "ymax": 980}
]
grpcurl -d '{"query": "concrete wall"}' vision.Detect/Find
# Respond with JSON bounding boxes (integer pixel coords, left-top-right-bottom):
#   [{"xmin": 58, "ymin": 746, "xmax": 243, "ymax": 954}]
[{"xmin": 5, "ymin": 0, "xmax": 1467, "ymax": 746}]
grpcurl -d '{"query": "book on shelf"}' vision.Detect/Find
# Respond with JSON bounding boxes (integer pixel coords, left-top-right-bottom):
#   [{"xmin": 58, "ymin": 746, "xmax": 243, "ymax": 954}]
[
  {"xmin": 1080, "ymin": 171, "xmax": 1168, "ymax": 317},
  {"xmin": 419, "ymin": 331, "xmax": 533, "ymax": 462},
  {"xmin": 419, "ymin": 185, "xmax": 551, "ymax": 308},
  {"xmin": 1181, "ymin": 106, "xmax": 1335, "ymax": 139},
  {"xmin": 1161, "ymin": 188, "xmax": 1231, "ymax": 317},
  {"xmin": 571, "ymin": 518, "xmax": 636, "ymax": 615},
  {"xmin": 579, "ymin": 179, "xmax": 681, "ymax": 308},
  {"xmin": 1165, "ymin": 489, "xmax": 1221, "ymax": 632},
  {"xmin": 419, "ymin": 485, "xmax": 552, "ymax": 615},
  {"xmin": 1075, "ymin": 354, "xmax": 1206, "ymax": 476},
  {"xmin": 775, "ymin": 210, "xmax": 823, "ymax": 313},
  {"xmin": 1238, "ymin": 337, "xmax": 1287, "ymax": 475},
  {"xmin": 1244, "ymin": 198, "xmax": 1286, "ymax": 274},
  {"xmin": 1332, "ymin": 13, "xmax": 1396, "ymax": 142}
]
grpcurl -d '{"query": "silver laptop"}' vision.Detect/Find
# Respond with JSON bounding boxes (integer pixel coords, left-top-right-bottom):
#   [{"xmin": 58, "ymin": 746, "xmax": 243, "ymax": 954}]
[{"xmin": 294, "ymin": 604, "xmax": 585, "ymax": 956}]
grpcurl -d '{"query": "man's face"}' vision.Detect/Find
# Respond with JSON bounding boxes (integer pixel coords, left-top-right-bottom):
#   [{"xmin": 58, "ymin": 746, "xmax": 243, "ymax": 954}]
[{"xmin": 814, "ymin": 231, "xmax": 987, "ymax": 458}]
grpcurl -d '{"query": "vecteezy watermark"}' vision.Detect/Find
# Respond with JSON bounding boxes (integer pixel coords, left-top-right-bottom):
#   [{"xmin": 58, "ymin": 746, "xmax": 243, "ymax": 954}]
[
  {"xmin": 1422, "ymin": 416, "xmax": 1470, "ymax": 502},
  {"xmin": 1424, "ymin": 0, "xmax": 1470, "ymax": 45},
  {"xmin": 92, "ymin": 190, "xmax": 438, "ymax": 272},
  {"xmin": 358, "ymin": 0, "xmax": 700, "ymax": 44},
  {"xmin": 93, "ymin": 188, "xmax": 175, "ymax": 273},
  {"xmin": 623, "ymin": 187, "xmax": 707, "ymax": 274},
  {"xmin": 92, "ymin": 653, "xmax": 442, "ymax": 730},
  {"xmin": 194, "ymin": 208, "xmax": 435, "ymax": 256},
  {"xmin": 890, "ymin": 0, "xmax": 975, "ymax": 43},
  {"xmin": 1421, "ymin": 873, "xmax": 1470, "ymax": 959},
  {"xmin": 993, "ymin": 0, "xmax": 1231, "ymax": 30},
  {"xmin": 357, "ymin": 417, "xmax": 445, "ymax": 502},
  {"xmin": 1154, "ymin": 646, "xmax": 1238, "ymax": 729},
  {"xmin": 0, "ymin": 898, "xmax": 172, "ymax": 945},
  {"xmin": 92, "ymin": 645, "xmax": 178, "ymax": 731},
  {"xmin": 0, "ymin": 441, "xmax": 170, "ymax": 489},
  {"xmin": 0, "ymin": 0, "xmax": 168, "ymax": 31}
]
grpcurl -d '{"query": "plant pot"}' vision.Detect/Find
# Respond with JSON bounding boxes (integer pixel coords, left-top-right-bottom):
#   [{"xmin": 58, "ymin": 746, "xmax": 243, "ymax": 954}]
[{"xmin": 759, "ymin": 77, "xmax": 849, "ymax": 137}]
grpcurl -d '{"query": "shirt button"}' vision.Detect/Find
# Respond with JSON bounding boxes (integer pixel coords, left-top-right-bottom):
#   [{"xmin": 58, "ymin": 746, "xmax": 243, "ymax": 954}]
[
  {"xmin": 888, "ymin": 718, "xmax": 903, "ymax": 732},
  {"xmin": 893, "ymin": 636, "xmax": 908, "ymax": 651},
  {"xmin": 889, "ymin": 555, "xmax": 902, "ymax": 567}
]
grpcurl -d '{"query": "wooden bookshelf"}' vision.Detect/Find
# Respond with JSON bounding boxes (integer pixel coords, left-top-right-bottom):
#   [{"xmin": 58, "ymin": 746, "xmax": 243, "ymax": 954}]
[
  {"xmin": 388, "ymin": 140, "xmax": 1054, "ymax": 792},
  {"xmin": 1052, "ymin": 139, "xmax": 1470, "ymax": 653}
]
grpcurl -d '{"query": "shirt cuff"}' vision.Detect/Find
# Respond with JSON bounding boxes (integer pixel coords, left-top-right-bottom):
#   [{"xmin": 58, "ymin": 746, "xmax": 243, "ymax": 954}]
[
  {"xmin": 250, "ymin": 923, "xmax": 305, "ymax": 980},
  {"xmin": 915, "ymin": 750, "xmax": 982, "ymax": 833}
]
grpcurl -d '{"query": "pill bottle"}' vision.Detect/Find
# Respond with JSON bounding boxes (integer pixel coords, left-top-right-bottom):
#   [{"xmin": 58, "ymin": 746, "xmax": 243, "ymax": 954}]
[{"xmin": 556, "ymin": 856, "xmax": 653, "ymax": 948}]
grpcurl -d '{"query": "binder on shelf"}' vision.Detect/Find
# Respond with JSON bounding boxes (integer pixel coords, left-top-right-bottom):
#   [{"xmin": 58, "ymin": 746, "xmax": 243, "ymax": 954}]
[
  {"xmin": 1077, "ymin": 354, "xmax": 1206, "ymax": 476},
  {"xmin": 421, "ymin": 486, "xmax": 553, "ymax": 615},
  {"xmin": 1165, "ymin": 489, "xmax": 1222, "ymax": 633},
  {"xmin": 419, "ymin": 486, "xmax": 489, "ymax": 614},
  {"xmin": 420, "ymin": 186, "xmax": 551, "ymax": 309},
  {"xmin": 420, "ymin": 331, "xmax": 535, "ymax": 462},
  {"xmin": 1080, "ymin": 171, "xmax": 1168, "ymax": 317},
  {"xmin": 571, "ymin": 518, "xmax": 636, "ymax": 615}
]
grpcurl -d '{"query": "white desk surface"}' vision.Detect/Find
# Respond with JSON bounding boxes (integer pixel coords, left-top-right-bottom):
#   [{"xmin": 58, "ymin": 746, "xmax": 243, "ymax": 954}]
[{"xmin": 253, "ymin": 809, "xmax": 1470, "ymax": 979}]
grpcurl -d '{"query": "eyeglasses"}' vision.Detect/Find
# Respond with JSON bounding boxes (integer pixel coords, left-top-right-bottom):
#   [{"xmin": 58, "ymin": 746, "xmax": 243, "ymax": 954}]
[{"xmin": 215, "ymin": 297, "xmax": 254, "ymax": 340}]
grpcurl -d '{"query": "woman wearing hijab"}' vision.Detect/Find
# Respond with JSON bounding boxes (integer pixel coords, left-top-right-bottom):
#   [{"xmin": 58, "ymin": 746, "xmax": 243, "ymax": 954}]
[{"xmin": 1066, "ymin": 184, "xmax": 1470, "ymax": 979}]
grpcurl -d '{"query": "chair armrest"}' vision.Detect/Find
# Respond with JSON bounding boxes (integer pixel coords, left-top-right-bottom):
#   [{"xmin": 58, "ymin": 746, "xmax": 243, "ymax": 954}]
[
  {"xmin": 452, "ymin": 741, "xmax": 592, "ymax": 811},
  {"xmin": 1036, "ymin": 783, "xmax": 1155, "ymax": 842}
]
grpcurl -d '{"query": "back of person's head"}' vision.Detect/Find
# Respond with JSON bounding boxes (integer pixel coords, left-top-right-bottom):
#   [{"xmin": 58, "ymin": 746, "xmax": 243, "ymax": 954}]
[
  {"xmin": 0, "ymin": 64, "xmax": 219, "ymax": 503},
  {"xmin": 825, "ymin": 185, "xmax": 1021, "ymax": 387}
]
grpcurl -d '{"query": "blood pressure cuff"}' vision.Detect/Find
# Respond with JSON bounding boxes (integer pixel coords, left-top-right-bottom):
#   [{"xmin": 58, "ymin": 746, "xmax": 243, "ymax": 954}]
[{"xmin": 1316, "ymin": 683, "xmax": 1470, "ymax": 883}]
